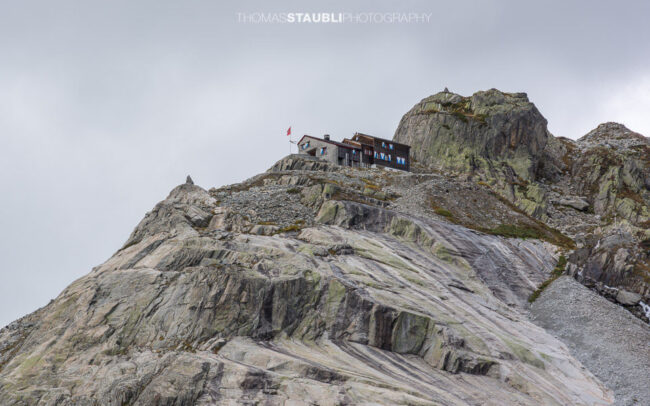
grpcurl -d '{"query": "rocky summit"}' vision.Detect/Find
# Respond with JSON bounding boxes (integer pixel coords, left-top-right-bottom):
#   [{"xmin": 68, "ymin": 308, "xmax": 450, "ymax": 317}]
[
  {"xmin": 396, "ymin": 89, "xmax": 649, "ymax": 307},
  {"xmin": 394, "ymin": 89, "xmax": 551, "ymax": 182},
  {"xmin": 0, "ymin": 90, "xmax": 649, "ymax": 406}
]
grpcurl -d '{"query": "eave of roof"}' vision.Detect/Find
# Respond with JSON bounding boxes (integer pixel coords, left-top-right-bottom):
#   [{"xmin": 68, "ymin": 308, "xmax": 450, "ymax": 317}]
[
  {"xmin": 297, "ymin": 135, "xmax": 361, "ymax": 150},
  {"xmin": 353, "ymin": 132, "xmax": 410, "ymax": 149},
  {"xmin": 342, "ymin": 138, "xmax": 362, "ymax": 147}
]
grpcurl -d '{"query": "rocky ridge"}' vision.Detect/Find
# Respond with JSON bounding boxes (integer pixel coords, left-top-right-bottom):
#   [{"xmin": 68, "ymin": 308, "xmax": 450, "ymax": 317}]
[
  {"xmin": 0, "ymin": 154, "xmax": 618, "ymax": 405},
  {"xmin": 394, "ymin": 90, "xmax": 650, "ymax": 314},
  {"xmin": 0, "ymin": 88, "xmax": 648, "ymax": 405},
  {"xmin": 394, "ymin": 89, "xmax": 551, "ymax": 183}
]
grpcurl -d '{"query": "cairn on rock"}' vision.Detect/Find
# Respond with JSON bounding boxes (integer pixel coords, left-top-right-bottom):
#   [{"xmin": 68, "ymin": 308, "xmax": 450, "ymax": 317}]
[{"xmin": 186, "ymin": 175, "xmax": 194, "ymax": 185}]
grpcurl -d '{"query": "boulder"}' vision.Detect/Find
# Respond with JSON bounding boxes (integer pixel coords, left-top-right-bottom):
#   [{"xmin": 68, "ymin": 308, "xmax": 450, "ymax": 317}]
[
  {"xmin": 557, "ymin": 198, "xmax": 590, "ymax": 211},
  {"xmin": 616, "ymin": 290, "xmax": 642, "ymax": 306}
]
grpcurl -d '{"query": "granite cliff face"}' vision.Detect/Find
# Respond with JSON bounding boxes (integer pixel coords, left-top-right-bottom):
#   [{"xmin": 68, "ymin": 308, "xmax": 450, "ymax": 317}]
[
  {"xmin": 0, "ymin": 155, "xmax": 623, "ymax": 405},
  {"xmin": 0, "ymin": 90, "xmax": 648, "ymax": 406},
  {"xmin": 571, "ymin": 122, "xmax": 649, "ymax": 223},
  {"xmin": 394, "ymin": 89, "xmax": 650, "ymax": 311},
  {"xmin": 393, "ymin": 89, "xmax": 552, "ymax": 182}
]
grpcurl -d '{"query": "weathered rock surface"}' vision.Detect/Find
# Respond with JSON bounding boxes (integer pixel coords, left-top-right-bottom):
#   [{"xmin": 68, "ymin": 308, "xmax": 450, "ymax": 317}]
[
  {"xmin": 563, "ymin": 124, "xmax": 649, "ymax": 303},
  {"xmin": 1, "ymin": 86, "xmax": 648, "ymax": 404},
  {"xmin": 394, "ymin": 89, "xmax": 551, "ymax": 182},
  {"xmin": 394, "ymin": 89, "xmax": 649, "ymax": 311},
  {"xmin": 556, "ymin": 197, "xmax": 590, "ymax": 211},
  {"xmin": 572, "ymin": 122, "xmax": 649, "ymax": 223},
  {"xmin": 0, "ymin": 156, "xmax": 615, "ymax": 405},
  {"xmin": 616, "ymin": 289, "xmax": 642, "ymax": 306}
]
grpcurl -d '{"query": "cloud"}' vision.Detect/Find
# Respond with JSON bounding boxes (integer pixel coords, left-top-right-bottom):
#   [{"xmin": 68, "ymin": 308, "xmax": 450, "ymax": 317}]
[{"xmin": 0, "ymin": 0, "xmax": 649, "ymax": 327}]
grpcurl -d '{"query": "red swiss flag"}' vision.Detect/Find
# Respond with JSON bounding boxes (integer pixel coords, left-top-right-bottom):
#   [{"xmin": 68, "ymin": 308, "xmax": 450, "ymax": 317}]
[{"xmin": 287, "ymin": 126, "xmax": 291, "ymax": 136}]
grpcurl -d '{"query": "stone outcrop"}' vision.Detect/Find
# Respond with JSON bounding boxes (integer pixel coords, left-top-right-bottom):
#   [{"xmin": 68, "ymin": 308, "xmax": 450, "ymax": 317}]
[
  {"xmin": 0, "ymin": 156, "xmax": 615, "ymax": 405},
  {"xmin": 571, "ymin": 122, "xmax": 649, "ymax": 223},
  {"xmin": 556, "ymin": 197, "xmax": 590, "ymax": 211},
  {"xmin": 394, "ymin": 90, "xmax": 649, "ymax": 309},
  {"xmin": 394, "ymin": 89, "xmax": 552, "ymax": 182},
  {"xmin": 616, "ymin": 289, "xmax": 642, "ymax": 306},
  {"xmin": 1, "ymin": 86, "xmax": 648, "ymax": 404}
]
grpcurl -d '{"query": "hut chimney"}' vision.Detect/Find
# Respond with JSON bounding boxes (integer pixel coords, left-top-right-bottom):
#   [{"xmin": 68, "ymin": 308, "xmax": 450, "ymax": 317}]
[{"xmin": 323, "ymin": 134, "xmax": 330, "ymax": 140}]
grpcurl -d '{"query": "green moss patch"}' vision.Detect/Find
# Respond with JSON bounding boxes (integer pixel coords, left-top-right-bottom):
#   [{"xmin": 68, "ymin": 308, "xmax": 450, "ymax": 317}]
[
  {"xmin": 451, "ymin": 111, "xmax": 469, "ymax": 123},
  {"xmin": 274, "ymin": 223, "xmax": 304, "ymax": 234},
  {"xmin": 434, "ymin": 207, "xmax": 454, "ymax": 218},
  {"xmin": 504, "ymin": 339, "xmax": 545, "ymax": 369},
  {"xmin": 528, "ymin": 255, "xmax": 566, "ymax": 303},
  {"xmin": 257, "ymin": 221, "xmax": 277, "ymax": 226},
  {"xmin": 482, "ymin": 190, "xmax": 575, "ymax": 249},
  {"xmin": 486, "ymin": 224, "xmax": 542, "ymax": 239}
]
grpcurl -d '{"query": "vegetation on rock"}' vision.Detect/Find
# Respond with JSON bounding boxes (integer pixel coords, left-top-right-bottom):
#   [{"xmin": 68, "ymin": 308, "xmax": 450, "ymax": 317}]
[
  {"xmin": 0, "ymin": 88, "xmax": 648, "ymax": 405},
  {"xmin": 529, "ymin": 255, "xmax": 567, "ymax": 303}
]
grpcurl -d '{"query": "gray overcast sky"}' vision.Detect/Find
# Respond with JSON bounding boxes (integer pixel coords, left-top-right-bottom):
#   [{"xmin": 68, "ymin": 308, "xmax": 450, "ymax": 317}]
[{"xmin": 1, "ymin": 0, "xmax": 649, "ymax": 327}]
